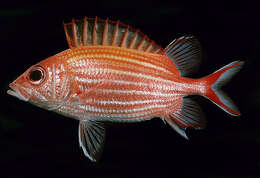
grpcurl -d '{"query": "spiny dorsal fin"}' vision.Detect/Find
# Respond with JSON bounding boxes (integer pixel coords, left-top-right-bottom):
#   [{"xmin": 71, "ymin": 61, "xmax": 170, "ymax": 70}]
[{"xmin": 63, "ymin": 17, "xmax": 164, "ymax": 54}]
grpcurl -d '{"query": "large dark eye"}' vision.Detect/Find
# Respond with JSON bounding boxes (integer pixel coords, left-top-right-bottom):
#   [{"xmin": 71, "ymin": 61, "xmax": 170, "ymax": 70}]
[
  {"xmin": 30, "ymin": 70, "xmax": 42, "ymax": 81},
  {"xmin": 28, "ymin": 66, "xmax": 45, "ymax": 84}
]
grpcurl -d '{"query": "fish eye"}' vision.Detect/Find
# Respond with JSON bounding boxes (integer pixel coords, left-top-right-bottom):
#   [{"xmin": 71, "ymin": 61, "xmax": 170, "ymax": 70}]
[{"xmin": 28, "ymin": 66, "xmax": 45, "ymax": 84}]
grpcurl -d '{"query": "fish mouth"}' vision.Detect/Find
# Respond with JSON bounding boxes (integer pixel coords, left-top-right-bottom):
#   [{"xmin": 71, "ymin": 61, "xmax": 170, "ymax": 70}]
[{"xmin": 7, "ymin": 84, "xmax": 29, "ymax": 102}]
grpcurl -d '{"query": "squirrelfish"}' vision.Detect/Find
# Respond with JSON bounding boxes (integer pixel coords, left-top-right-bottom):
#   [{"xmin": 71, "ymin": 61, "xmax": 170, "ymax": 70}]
[{"xmin": 7, "ymin": 17, "xmax": 244, "ymax": 161}]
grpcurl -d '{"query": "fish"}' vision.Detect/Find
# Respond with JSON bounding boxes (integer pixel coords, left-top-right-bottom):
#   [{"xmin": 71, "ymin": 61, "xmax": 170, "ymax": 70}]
[{"xmin": 7, "ymin": 17, "xmax": 244, "ymax": 162}]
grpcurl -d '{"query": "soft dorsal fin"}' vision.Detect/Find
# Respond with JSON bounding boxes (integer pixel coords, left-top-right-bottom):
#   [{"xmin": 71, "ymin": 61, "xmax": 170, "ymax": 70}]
[
  {"xmin": 63, "ymin": 17, "xmax": 164, "ymax": 54},
  {"xmin": 165, "ymin": 36, "xmax": 202, "ymax": 77}
]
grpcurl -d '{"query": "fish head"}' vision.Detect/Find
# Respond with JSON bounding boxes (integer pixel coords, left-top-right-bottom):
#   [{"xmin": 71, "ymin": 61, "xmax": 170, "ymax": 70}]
[{"xmin": 7, "ymin": 56, "xmax": 71, "ymax": 110}]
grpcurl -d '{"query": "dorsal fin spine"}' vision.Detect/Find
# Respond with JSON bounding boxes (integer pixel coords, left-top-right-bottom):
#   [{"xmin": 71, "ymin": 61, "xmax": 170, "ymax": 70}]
[
  {"xmin": 92, "ymin": 17, "xmax": 98, "ymax": 45},
  {"xmin": 129, "ymin": 30, "xmax": 139, "ymax": 48},
  {"xmin": 144, "ymin": 42, "xmax": 152, "ymax": 52},
  {"xmin": 63, "ymin": 17, "xmax": 164, "ymax": 54},
  {"xmin": 83, "ymin": 17, "xmax": 87, "ymax": 45},
  {"xmin": 120, "ymin": 26, "xmax": 129, "ymax": 47},
  {"xmin": 102, "ymin": 19, "xmax": 109, "ymax": 45},
  {"xmin": 71, "ymin": 19, "xmax": 78, "ymax": 47},
  {"xmin": 64, "ymin": 22, "xmax": 72, "ymax": 48},
  {"xmin": 136, "ymin": 36, "xmax": 145, "ymax": 50},
  {"xmin": 112, "ymin": 21, "xmax": 120, "ymax": 46},
  {"xmin": 154, "ymin": 48, "xmax": 162, "ymax": 53}
]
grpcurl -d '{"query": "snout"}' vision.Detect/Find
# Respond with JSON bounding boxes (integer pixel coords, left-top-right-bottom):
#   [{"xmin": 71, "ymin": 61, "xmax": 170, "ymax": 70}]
[
  {"xmin": 7, "ymin": 82, "xmax": 30, "ymax": 102},
  {"xmin": 7, "ymin": 82, "xmax": 18, "ymax": 97}
]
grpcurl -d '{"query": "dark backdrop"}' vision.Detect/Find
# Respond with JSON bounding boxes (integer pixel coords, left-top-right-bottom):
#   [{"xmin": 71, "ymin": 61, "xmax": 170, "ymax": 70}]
[{"xmin": 1, "ymin": 2, "xmax": 260, "ymax": 178}]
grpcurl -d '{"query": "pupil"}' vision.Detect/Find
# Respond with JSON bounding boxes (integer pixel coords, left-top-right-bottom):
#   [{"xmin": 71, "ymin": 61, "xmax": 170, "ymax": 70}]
[{"xmin": 29, "ymin": 70, "xmax": 42, "ymax": 81}]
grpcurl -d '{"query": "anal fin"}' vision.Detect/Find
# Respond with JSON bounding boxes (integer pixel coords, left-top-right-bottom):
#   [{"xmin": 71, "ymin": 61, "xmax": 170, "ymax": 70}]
[{"xmin": 165, "ymin": 97, "xmax": 206, "ymax": 139}]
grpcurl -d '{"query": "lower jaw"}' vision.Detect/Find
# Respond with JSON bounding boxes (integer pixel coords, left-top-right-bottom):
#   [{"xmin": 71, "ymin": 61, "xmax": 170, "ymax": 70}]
[{"xmin": 7, "ymin": 88, "xmax": 29, "ymax": 102}]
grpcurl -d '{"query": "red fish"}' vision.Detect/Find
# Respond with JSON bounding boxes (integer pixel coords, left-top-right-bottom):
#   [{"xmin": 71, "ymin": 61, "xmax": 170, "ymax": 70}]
[{"xmin": 7, "ymin": 17, "xmax": 244, "ymax": 161}]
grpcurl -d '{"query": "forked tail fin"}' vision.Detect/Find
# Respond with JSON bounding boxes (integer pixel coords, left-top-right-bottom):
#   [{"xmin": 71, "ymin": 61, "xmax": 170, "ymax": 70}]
[{"xmin": 204, "ymin": 61, "xmax": 244, "ymax": 116}]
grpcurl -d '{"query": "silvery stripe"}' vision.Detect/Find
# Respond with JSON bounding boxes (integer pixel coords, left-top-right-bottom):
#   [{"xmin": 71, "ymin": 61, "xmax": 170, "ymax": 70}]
[
  {"xmin": 75, "ymin": 77, "xmax": 184, "ymax": 91},
  {"xmin": 101, "ymin": 89, "xmax": 182, "ymax": 97},
  {"xmin": 74, "ymin": 68, "xmax": 201, "ymax": 90},
  {"xmin": 78, "ymin": 103, "xmax": 168, "ymax": 113}
]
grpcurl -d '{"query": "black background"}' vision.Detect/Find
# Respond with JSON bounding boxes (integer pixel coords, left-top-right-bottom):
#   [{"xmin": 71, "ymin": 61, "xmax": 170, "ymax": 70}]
[{"xmin": 1, "ymin": 1, "xmax": 260, "ymax": 178}]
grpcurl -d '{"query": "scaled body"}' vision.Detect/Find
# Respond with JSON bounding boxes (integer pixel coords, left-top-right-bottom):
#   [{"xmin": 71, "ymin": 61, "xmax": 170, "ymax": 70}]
[{"xmin": 54, "ymin": 46, "xmax": 204, "ymax": 121}]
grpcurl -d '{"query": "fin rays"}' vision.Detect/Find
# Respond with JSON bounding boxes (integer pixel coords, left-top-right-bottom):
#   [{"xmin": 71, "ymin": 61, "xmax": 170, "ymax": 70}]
[
  {"xmin": 64, "ymin": 17, "xmax": 164, "ymax": 54},
  {"xmin": 165, "ymin": 36, "xmax": 202, "ymax": 76},
  {"xmin": 79, "ymin": 120, "xmax": 106, "ymax": 162},
  {"xmin": 165, "ymin": 97, "xmax": 206, "ymax": 139}
]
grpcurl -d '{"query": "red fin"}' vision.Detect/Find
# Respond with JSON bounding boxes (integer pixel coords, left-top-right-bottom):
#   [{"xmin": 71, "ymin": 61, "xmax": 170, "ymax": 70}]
[
  {"xmin": 165, "ymin": 97, "xmax": 206, "ymax": 139},
  {"xmin": 63, "ymin": 17, "xmax": 164, "ymax": 54},
  {"xmin": 165, "ymin": 36, "xmax": 202, "ymax": 77},
  {"xmin": 203, "ymin": 61, "xmax": 244, "ymax": 116}
]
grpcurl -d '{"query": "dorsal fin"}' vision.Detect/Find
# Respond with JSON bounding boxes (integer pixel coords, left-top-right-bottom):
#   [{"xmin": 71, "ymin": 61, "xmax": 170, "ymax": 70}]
[
  {"xmin": 63, "ymin": 17, "xmax": 164, "ymax": 54},
  {"xmin": 165, "ymin": 36, "xmax": 202, "ymax": 77}
]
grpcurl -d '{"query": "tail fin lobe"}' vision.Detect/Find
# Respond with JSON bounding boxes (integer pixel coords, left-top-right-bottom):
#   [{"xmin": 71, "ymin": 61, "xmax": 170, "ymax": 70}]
[{"xmin": 204, "ymin": 61, "xmax": 244, "ymax": 116}]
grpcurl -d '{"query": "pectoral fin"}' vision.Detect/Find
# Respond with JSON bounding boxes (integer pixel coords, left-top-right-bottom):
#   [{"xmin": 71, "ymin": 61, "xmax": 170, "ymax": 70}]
[{"xmin": 79, "ymin": 120, "xmax": 106, "ymax": 162}]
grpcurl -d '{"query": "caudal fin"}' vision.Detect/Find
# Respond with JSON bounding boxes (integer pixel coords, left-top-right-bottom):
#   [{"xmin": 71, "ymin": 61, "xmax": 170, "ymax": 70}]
[{"xmin": 204, "ymin": 61, "xmax": 244, "ymax": 116}]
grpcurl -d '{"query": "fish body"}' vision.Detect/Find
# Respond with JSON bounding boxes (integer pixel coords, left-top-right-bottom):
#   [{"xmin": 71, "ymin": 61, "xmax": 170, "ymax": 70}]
[
  {"xmin": 54, "ymin": 46, "xmax": 204, "ymax": 121},
  {"xmin": 7, "ymin": 17, "xmax": 244, "ymax": 161}
]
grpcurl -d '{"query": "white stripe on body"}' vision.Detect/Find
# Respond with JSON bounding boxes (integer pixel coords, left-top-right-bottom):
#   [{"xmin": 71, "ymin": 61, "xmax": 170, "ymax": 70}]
[
  {"xmin": 58, "ymin": 104, "xmax": 165, "ymax": 120},
  {"xmin": 100, "ymin": 89, "xmax": 182, "ymax": 97},
  {"xmin": 67, "ymin": 53, "xmax": 172, "ymax": 74},
  {"xmin": 73, "ymin": 68, "xmax": 201, "ymax": 92},
  {"xmin": 70, "ymin": 58, "xmax": 172, "ymax": 79},
  {"xmin": 77, "ymin": 103, "xmax": 168, "ymax": 113},
  {"xmin": 76, "ymin": 78, "xmax": 176, "ymax": 91},
  {"xmin": 98, "ymin": 99, "xmax": 172, "ymax": 105}
]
